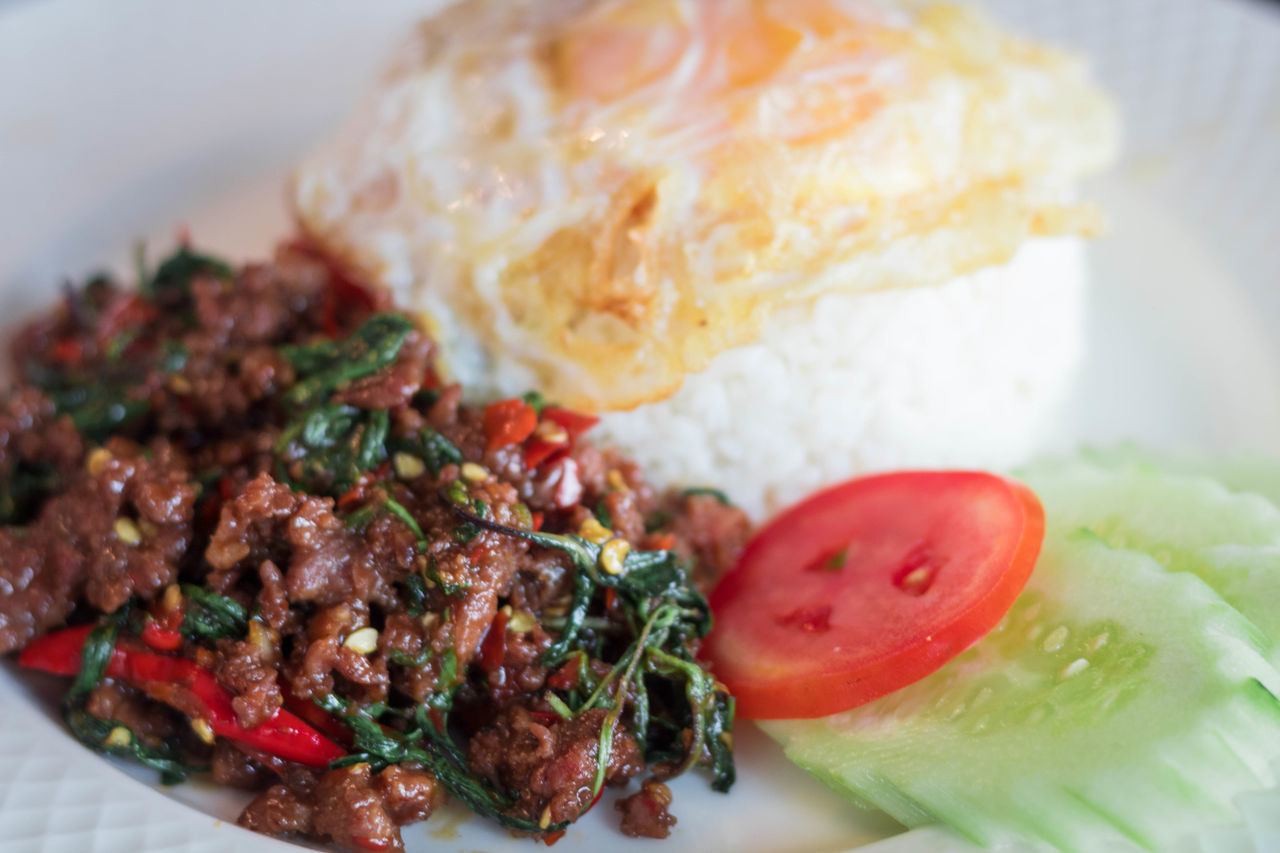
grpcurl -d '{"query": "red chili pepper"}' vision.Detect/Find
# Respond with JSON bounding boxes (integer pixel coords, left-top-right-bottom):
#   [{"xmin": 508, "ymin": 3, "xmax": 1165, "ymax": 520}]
[
  {"xmin": 427, "ymin": 707, "xmax": 446, "ymax": 733},
  {"xmin": 483, "ymin": 399, "xmax": 538, "ymax": 451},
  {"xmin": 336, "ymin": 462, "xmax": 390, "ymax": 511},
  {"xmin": 17, "ymin": 624, "xmax": 94, "ymax": 675},
  {"xmin": 350, "ymin": 837, "xmax": 392, "ymax": 852},
  {"xmin": 646, "ymin": 533, "xmax": 677, "ymax": 552},
  {"xmin": 280, "ymin": 680, "xmax": 352, "ymax": 747},
  {"xmin": 603, "ymin": 588, "xmax": 617, "ymax": 613},
  {"xmin": 541, "ymin": 830, "xmax": 566, "ymax": 846},
  {"xmin": 50, "ymin": 338, "xmax": 83, "ymax": 366},
  {"xmin": 319, "ymin": 271, "xmax": 379, "ymax": 337},
  {"xmin": 546, "ymin": 657, "xmax": 581, "ymax": 691},
  {"xmin": 140, "ymin": 619, "xmax": 183, "ymax": 652},
  {"xmin": 96, "ymin": 294, "xmax": 158, "ymax": 344},
  {"xmin": 18, "ymin": 625, "xmax": 345, "ymax": 768},
  {"xmin": 530, "ymin": 512, "xmax": 544, "ymax": 532},
  {"xmin": 523, "ymin": 437, "xmax": 567, "ymax": 470},
  {"xmin": 542, "ymin": 406, "xmax": 600, "ymax": 438},
  {"xmin": 479, "ymin": 609, "xmax": 509, "ymax": 673}
]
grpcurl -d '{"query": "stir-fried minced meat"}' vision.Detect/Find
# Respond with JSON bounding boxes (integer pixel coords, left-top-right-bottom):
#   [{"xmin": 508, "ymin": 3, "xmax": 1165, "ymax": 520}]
[
  {"xmin": 616, "ymin": 778, "xmax": 678, "ymax": 839},
  {"xmin": 0, "ymin": 241, "xmax": 750, "ymax": 851}
]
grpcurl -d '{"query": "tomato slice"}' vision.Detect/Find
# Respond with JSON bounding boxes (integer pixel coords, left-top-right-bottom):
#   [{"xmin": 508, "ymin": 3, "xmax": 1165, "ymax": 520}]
[{"xmin": 704, "ymin": 471, "xmax": 1044, "ymax": 720}]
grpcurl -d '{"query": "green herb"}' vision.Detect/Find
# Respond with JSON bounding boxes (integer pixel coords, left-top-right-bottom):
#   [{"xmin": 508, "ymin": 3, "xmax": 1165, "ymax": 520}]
[
  {"xmin": 389, "ymin": 647, "xmax": 433, "ymax": 667},
  {"xmin": 63, "ymin": 608, "xmax": 202, "ymax": 785},
  {"xmin": 103, "ymin": 331, "xmax": 137, "ymax": 361},
  {"xmin": 448, "ymin": 502, "xmax": 735, "ymax": 795},
  {"xmin": 402, "ymin": 572, "xmax": 430, "ymax": 616},
  {"xmin": 453, "ymin": 523, "xmax": 481, "ymax": 543},
  {"xmin": 159, "ymin": 341, "xmax": 190, "ymax": 373},
  {"xmin": 0, "ymin": 459, "xmax": 60, "ymax": 525},
  {"xmin": 142, "ymin": 244, "xmax": 233, "ymax": 301},
  {"xmin": 426, "ymin": 555, "xmax": 471, "ymax": 596},
  {"xmin": 281, "ymin": 314, "xmax": 414, "ymax": 409},
  {"xmin": 274, "ymin": 404, "xmax": 389, "ymax": 496},
  {"xmin": 316, "ymin": 693, "xmax": 569, "ymax": 834},
  {"xmin": 594, "ymin": 499, "xmax": 612, "ymax": 530},
  {"xmin": 644, "ymin": 510, "xmax": 674, "ymax": 533},
  {"xmin": 545, "ymin": 692, "xmax": 574, "ymax": 720},
  {"xmin": 180, "ymin": 585, "xmax": 248, "ymax": 641},
  {"xmin": 390, "ymin": 428, "xmax": 462, "ymax": 476},
  {"xmin": 681, "ymin": 486, "xmax": 733, "ymax": 506},
  {"xmin": 44, "ymin": 384, "xmax": 149, "ymax": 441},
  {"xmin": 345, "ymin": 502, "xmax": 380, "ymax": 531},
  {"xmin": 383, "ymin": 497, "xmax": 470, "ymax": 596},
  {"xmin": 520, "ymin": 390, "xmax": 548, "ymax": 415}
]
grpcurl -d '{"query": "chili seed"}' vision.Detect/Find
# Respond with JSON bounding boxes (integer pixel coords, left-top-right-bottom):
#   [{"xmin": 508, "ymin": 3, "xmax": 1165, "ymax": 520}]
[
  {"xmin": 578, "ymin": 517, "xmax": 611, "ymax": 544},
  {"xmin": 114, "ymin": 517, "xmax": 142, "ymax": 546},
  {"xmin": 393, "ymin": 452, "xmax": 426, "ymax": 480},
  {"xmin": 162, "ymin": 583, "xmax": 183, "ymax": 612},
  {"xmin": 533, "ymin": 420, "xmax": 568, "ymax": 444},
  {"xmin": 85, "ymin": 447, "xmax": 113, "ymax": 476},
  {"xmin": 460, "ymin": 462, "xmax": 489, "ymax": 483},
  {"xmin": 344, "ymin": 626, "xmax": 380, "ymax": 655},
  {"xmin": 508, "ymin": 610, "xmax": 536, "ymax": 634},
  {"xmin": 599, "ymin": 539, "xmax": 631, "ymax": 575},
  {"xmin": 104, "ymin": 726, "xmax": 132, "ymax": 748},
  {"xmin": 190, "ymin": 718, "xmax": 215, "ymax": 745},
  {"xmin": 248, "ymin": 620, "xmax": 276, "ymax": 659}
]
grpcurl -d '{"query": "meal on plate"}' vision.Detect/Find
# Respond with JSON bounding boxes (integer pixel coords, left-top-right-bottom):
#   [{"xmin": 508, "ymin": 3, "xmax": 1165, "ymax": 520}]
[{"xmin": 11, "ymin": 2, "xmax": 1280, "ymax": 853}]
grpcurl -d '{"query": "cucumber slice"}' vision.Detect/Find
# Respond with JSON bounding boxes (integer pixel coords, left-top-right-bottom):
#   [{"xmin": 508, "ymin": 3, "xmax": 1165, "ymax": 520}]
[
  {"xmin": 761, "ymin": 532, "xmax": 1280, "ymax": 852},
  {"xmin": 1071, "ymin": 443, "xmax": 1280, "ymax": 508},
  {"xmin": 1020, "ymin": 456, "xmax": 1280, "ymax": 668}
]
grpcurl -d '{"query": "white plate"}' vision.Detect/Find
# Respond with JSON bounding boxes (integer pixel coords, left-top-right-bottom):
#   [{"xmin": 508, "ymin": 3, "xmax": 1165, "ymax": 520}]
[{"xmin": 2, "ymin": 1, "xmax": 1280, "ymax": 851}]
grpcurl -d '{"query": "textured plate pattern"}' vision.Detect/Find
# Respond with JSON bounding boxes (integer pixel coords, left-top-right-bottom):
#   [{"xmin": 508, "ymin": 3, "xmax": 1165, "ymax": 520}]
[{"xmin": 2, "ymin": 0, "xmax": 1280, "ymax": 851}]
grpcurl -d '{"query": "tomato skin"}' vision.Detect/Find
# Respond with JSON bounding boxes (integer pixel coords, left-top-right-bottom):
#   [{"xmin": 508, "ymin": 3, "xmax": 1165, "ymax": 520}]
[{"xmin": 705, "ymin": 471, "xmax": 1044, "ymax": 720}]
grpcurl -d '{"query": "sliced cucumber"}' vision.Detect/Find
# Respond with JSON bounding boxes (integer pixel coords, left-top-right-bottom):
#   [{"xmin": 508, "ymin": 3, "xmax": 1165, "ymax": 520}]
[
  {"xmin": 761, "ymin": 532, "xmax": 1280, "ymax": 852},
  {"xmin": 1020, "ymin": 456, "xmax": 1280, "ymax": 668},
  {"xmin": 1073, "ymin": 443, "xmax": 1280, "ymax": 509}
]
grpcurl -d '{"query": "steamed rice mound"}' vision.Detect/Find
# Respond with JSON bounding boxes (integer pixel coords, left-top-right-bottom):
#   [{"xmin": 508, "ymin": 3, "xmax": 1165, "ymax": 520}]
[{"xmin": 599, "ymin": 238, "xmax": 1085, "ymax": 519}]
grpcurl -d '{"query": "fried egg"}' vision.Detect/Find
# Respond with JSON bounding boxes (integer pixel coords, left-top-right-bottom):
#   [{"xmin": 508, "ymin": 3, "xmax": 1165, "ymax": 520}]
[{"xmin": 293, "ymin": 0, "xmax": 1117, "ymax": 414}]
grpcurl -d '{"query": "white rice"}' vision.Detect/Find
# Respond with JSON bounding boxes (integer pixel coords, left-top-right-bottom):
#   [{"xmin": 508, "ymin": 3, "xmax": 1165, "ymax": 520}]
[{"xmin": 596, "ymin": 237, "xmax": 1087, "ymax": 519}]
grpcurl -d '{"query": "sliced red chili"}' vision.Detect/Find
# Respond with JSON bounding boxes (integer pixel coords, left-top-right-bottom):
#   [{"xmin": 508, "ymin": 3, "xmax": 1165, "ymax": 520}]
[
  {"xmin": 546, "ymin": 657, "xmax": 581, "ymax": 691},
  {"xmin": 16, "ymin": 623, "xmax": 94, "ymax": 675},
  {"xmin": 281, "ymin": 680, "xmax": 352, "ymax": 747},
  {"xmin": 479, "ymin": 609, "xmax": 509, "ymax": 673},
  {"xmin": 483, "ymin": 399, "xmax": 538, "ymax": 451},
  {"xmin": 524, "ymin": 437, "xmax": 566, "ymax": 470},
  {"xmin": 542, "ymin": 405, "xmax": 600, "ymax": 438},
  {"xmin": 18, "ymin": 625, "xmax": 346, "ymax": 767},
  {"xmin": 50, "ymin": 338, "xmax": 83, "ymax": 366},
  {"xmin": 646, "ymin": 533, "xmax": 677, "ymax": 552},
  {"xmin": 140, "ymin": 619, "xmax": 183, "ymax": 652}
]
